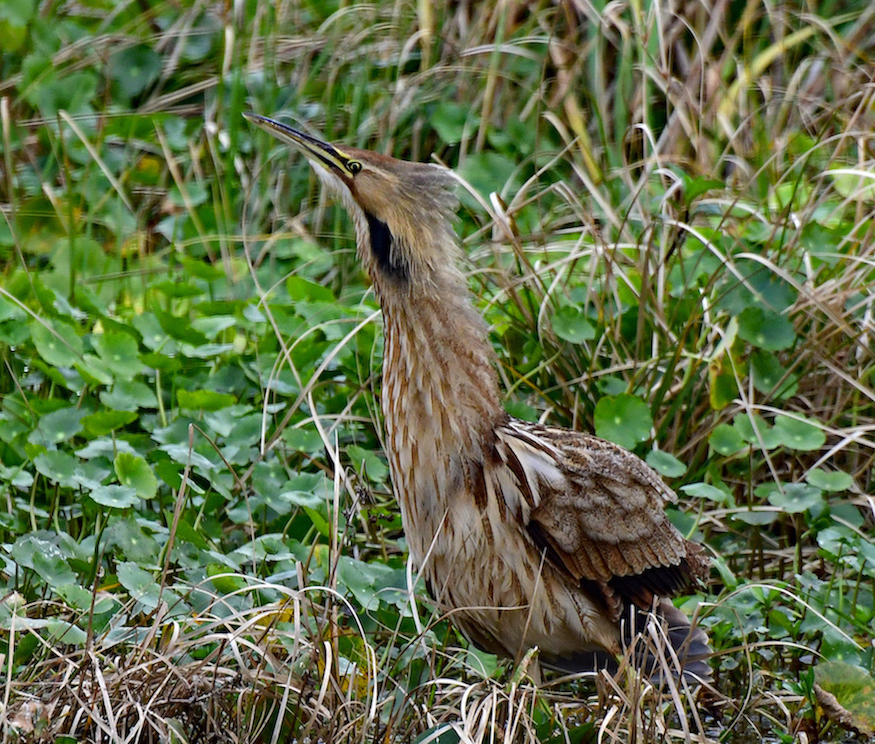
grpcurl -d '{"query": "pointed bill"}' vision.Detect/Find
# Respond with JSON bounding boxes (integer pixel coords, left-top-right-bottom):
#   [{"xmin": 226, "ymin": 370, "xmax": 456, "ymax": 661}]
[{"xmin": 243, "ymin": 113, "xmax": 354, "ymax": 174}]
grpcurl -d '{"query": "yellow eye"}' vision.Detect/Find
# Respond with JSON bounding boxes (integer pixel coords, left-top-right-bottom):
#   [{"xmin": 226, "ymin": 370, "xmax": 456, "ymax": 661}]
[{"xmin": 347, "ymin": 160, "xmax": 362, "ymax": 175}]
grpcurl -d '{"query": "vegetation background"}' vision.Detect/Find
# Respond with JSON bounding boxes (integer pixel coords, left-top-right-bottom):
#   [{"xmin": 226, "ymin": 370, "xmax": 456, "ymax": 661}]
[{"xmin": 1, "ymin": 0, "xmax": 874, "ymax": 741}]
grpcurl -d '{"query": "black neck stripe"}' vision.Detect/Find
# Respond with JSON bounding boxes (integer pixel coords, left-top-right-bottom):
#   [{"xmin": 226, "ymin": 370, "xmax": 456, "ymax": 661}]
[{"xmin": 366, "ymin": 213, "xmax": 408, "ymax": 281}]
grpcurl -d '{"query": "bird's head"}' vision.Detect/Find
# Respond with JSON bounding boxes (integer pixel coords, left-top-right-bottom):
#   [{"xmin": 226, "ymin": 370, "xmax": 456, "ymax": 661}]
[{"xmin": 245, "ymin": 113, "xmax": 462, "ymax": 293}]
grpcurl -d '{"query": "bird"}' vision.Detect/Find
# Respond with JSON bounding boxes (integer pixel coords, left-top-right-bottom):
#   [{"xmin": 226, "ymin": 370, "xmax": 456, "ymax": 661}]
[{"xmin": 245, "ymin": 112, "xmax": 712, "ymax": 680}]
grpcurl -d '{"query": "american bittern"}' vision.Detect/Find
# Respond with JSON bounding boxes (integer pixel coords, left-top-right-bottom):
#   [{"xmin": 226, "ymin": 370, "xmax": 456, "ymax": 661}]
[{"xmin": 246, "ymin": 113, "xmax": 711, "ymax": 679}]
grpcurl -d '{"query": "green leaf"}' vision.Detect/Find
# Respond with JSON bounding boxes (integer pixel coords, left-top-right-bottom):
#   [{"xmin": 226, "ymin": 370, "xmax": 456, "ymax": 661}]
[
  {"xmin": 806, "ymin": 468, "xmax": 853, "ymax": 492},
  {"xmin": 153, "ymin": 309, "xmax": 209, "ymax": 345},
  {"xmin": 286, "ymin": 276, "xmax": 335, "ymax": 302},
  {"xmin": 683, "ymin": 175, "xmax": 724, "ymax": 204},
  {"xmin": 414, "ymin": 725, "xmax": 462, "ymax": 744},
  {"xmin": 814, "ymin": 661, "xmax": 875, "ymax": 737},
  {"xmin": 92, "ymin": 331, "xmax": 144, "ymax": 380},
  {"xmin": 11, "ymin": 535, "xmax": 76, "ymax": 588},
  {"xmin": 283, "ymin": 427, "xmax": 327, "ymax": 454},
  {"xmin": 456, "ymin": 152, "xmax": 520, "ymax": 202},
  {"xmin": 337, "ymin": 555, "xmax": 405, "ymax": 611},
  {"xmin": 115, "ymin": 452, "xmax": 158, "ymax": 499},
  {"xmin": 816, "ymin": 525, "xmax": 857, "ymax": 560},
  {"xmin": 107, "ymin": 517, "xmax": 161, "ymax": 563},
  {"xmin": 551, "ymin": 306, "xmax": 595, "ymax": 344},
  {"xmin": 29, "ymin": 406, "xmax": 87, "ymax": 447},
  {"xmin": 108, "ymin": 44, "xmax": 162, "ymax": 99},
  {"xmin": 172, "ymin": 517, "xmax": 209, "ymax": 551},
  {"xmin": 206, "ymin": 563, "xmax": 248, "ymax": 594},
  {"xmin": 30, "ymin": 320, "xmax": 82, "ymax": 367},
  {"xmin": 504, "ymin": 400, "xmax": 539, "ymax": 422},
  {"xmin": 55, "ymin": 583, "xmax": 97, "ymax": 611},
  {"xmin": 766, "ymin": 483, "xmax": 824, "ymax": 514},
  {"xmin": 0, "ymin": 463, "xmax": 33, "ymax": 489},
  {"xmin": 117, "ymin": 562, "xmax": 161, "ymax": 609},
  {"xmin": 82, "ymin": 409, "xmax": 138, "ymax": 436},
  {"xmin": 773, "ymin": 414, "xmax": 825, "ymax": 451},
  {"xmin": 100, "ymin": 379, "xmax": 158, "ymax": 411},
  {"xmin": 681, "ymin": 482, "xmax": 729, "ymax": 504},
  {"xmin": 177, "ymin": 389, "xmax": 237, "ymax": 411},
  {"xmin": 75, "ymin": 355, "xmax": 115, "ymax": 386},
  {"xmin": 730, "ymin": 510, "xmax": 776, "ymax": 525},
  {"xmin": 0, "ymin": 0, "xmax": 37, "ymax": 53},
  {"xmin": 89, "ymin": 484, "xmax": 139, "ymax": 509},
  {"xmin": 750, "ymin": 350, "xmax": 797, "ymax": 398},
  {"xmin": 431, "ymin": 101, "xmax": 478, "ymax": 144},
  {"xmin": 34, "ymin": 450, "xmax": 78, "ymax": 487},
  {"xmin": 709, "ymin": 423, "xmax": 746, "ymax": 455},
  {"xmin": 132, "ymin": 312, "xmax": 175, "ymax": 352},
  {"xmin": 347, "ymin": 444, "xmax": 389, "ymax": 482},
  {"xmin": 153, "ymin": 280, "xmax": 205, "ymax": 298},
  {"xmin": 593, "ymin": 394, "xmax": 652, "ymax": 449},
  {"xmin": 180, "ymin": 256, "xmax": 225, "ymax": 280},
  {"xmin": 192, "ymin": 315, "xmax": 237, "ymax": 339},
  {"xmin": 45, "ymin": 618, "xmax": 88, "ymax": 646},
  {"xmin": 733, "ymin": 413, "xmax": 783, "ymax": 450},
  {"xmin": 737, "ymin": 307, "xmax": 795, "ymax": 351},
  {"xmin": 159, "ymin": 444, "xmax": 217, "ymax": 470},
  {"xmin": 645, "ymin": 449, "xmax": 686, "ymax": 478}
]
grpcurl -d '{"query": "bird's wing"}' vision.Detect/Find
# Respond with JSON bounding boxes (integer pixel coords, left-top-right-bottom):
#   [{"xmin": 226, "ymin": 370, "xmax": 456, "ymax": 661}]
[{"xmin": 494, "ymin": 418, "xmax": 707, "ymax": 612}]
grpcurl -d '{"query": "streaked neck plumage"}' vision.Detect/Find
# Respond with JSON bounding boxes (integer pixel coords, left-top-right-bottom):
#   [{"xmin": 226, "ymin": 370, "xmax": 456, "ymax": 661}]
[
  {"xmin": 311, "ymin": 155, "xmax": 503, "ymax": 548},
  {"xmin": 377, "ymin": 259, "xmax": 503, "ymax": 559}
]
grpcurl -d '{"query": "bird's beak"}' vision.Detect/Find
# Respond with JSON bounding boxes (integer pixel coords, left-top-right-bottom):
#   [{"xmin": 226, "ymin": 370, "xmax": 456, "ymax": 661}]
[{"xmin": 243, "ymin": 113, "xmax": 353, "ymax": 174}]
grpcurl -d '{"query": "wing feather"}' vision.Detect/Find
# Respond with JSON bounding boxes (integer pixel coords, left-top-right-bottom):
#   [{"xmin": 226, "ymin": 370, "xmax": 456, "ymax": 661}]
[{"xmin": 495, "ymin": 418, "xmax": 709, "ymax": 611}]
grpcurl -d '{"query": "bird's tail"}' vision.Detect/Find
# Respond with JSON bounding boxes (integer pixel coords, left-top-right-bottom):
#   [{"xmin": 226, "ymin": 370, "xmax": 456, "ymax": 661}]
[
  {"xmin": 544, "ymin": 600, "xmax": 711, "ymax": 682},
  {"xmin": 636, "ymin": 598, "xmax": 712, "ymax": 683}
]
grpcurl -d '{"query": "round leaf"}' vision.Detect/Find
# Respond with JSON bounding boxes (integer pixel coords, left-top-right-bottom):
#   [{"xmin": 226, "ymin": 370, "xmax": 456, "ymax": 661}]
[
  {"xmin": 594, "ymin": 394, "xmax": 652, "ymax": 449},
  {"xmin": 177, "ymin": 389, "xmax": 237, "ymax": 411},
  {"xmin": 737, "ymin": 307, "xmax": 795, "ymax": 351},
  {"xmin": 645, "ymin": 449, "xmax": 686, "ymax": 478},
  {"xmin": 551, "ymin": 306, "xmax": 596, "ymax": 344},
  {"xmin": 709, "ymin": 423, "xmax": 746, "ymax": 455},
  {"xmin": 92, "ymin": 331, "xmax": 144, "ymax": 380},
  {"xmin": 774, "ymin": 414, "xmax": 825, "ymax": 451},
  {"xmin": 681, "ymin": 482, "xmax": 729, "ymax": 504},
  {"xmin": 117, "ymin": 562, "xmax": 161, "ymax": 609},
  {"xmin": 733, "ymin": 413, "xmax": 783, "ymax": 450},
  {"xmin": 30, "ymin": 320, "xmax": 82, "ymax": 367},
  {"xmin": 33, "ymin": 450, "xmax": 78, "ymax": 487},
  {"xmin": 805, "ymin": 468, "xmax": 853, "ymax": 492},
  {"xmin": 767, "ymin": 483, "xmax": 824, "ymax": 514},
  {"xmin": 82, "ymin": 410, "xmax": 138, "ymax": 436},
  {"xmin": 109, "ymin": 44, "xmax": 161, "ymax": 99},
  {"xmin": 751, "ymin": 350, "xmax": 797, "ymax": 398},
  {"xmin": 115, "ymin": 452, "xmax": 158, "ymax": 500},
  {"xmin": 89, "ymin": 484, "xmax": 139, "ymax": 509}
]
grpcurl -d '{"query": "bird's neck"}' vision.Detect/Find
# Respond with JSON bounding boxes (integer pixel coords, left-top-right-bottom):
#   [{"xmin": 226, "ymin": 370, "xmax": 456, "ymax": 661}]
[{"xmin": 378, "ymin": 277, "xmax": 503, "ymax": 482}]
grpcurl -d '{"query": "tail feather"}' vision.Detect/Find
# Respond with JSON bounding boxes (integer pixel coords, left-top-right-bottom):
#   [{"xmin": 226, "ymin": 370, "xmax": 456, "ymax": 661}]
[{"xmin": 542, "ymin": 599, "xmax": 711, "ymax": 682}]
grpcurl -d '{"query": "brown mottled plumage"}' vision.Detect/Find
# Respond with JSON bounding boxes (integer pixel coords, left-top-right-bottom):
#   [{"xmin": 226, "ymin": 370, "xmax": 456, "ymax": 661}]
[{"xmin": 245, "ymin": 113, "xmax": 712, "ymax": 679}]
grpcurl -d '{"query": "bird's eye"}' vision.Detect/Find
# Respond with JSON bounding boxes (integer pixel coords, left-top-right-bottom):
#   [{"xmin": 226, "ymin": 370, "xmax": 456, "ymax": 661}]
[{"xmin": 347, "ymin": 160, "xmax": 362, "ymax": 175}]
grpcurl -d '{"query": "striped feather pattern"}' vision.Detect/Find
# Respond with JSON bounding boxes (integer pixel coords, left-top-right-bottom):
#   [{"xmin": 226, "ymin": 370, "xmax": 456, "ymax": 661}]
[{"xmin": 292, "ymin": 142, "xmax": 710, "ymax": 677}]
